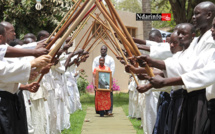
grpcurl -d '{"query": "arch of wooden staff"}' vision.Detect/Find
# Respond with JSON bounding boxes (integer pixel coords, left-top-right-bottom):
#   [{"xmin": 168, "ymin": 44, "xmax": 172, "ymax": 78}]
[{"xmin": 36, "ymin": 0, "xmax": 154, "ymax": 86}]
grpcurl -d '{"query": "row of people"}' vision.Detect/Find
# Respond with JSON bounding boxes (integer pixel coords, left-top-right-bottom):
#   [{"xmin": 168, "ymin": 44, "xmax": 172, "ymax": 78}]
[
  {"xmin": 0, "ymin": 21, "xmax": 89, "ymax": 134},
  {"xmin": 121, "ymin": 1, "xmax": 215, "ymax": 134}
]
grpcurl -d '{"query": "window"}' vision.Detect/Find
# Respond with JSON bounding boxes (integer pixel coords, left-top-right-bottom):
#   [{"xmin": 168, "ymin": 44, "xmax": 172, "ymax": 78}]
[
  {"xmin": 92, "ymin": 22, "xmax": 107, "ymax": 39},
  {"xmin": 126, "ymin": 26, "xmax": 136, "ymax": 38}
]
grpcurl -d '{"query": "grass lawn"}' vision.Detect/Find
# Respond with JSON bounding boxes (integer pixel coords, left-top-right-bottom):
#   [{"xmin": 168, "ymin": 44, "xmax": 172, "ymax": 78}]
[{"xmin": 62, "ymin": 92, "xmax": 144, "ymax": 134}]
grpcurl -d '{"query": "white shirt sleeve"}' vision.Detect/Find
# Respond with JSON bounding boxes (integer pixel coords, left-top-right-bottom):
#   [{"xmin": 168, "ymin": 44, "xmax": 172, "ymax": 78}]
[
  {"xmin": 181, "ymin": 60, "xmax": 215, "ymax": 92},
  {"xmin": 0, "ymin": 61, "xmax": 31, "ymax": 83},
  {"xmin": 150, "ymin": 44, "xmax": 173, "ymax": 60},
  {"xmin": 92, "ymin": 56, "xmax": 98, "ymax": 72},
  {"xmin": 15, "ymin": 42, "xmax": 37, "ymax": 49},
  {"xmin": 109, "ymin": 57, "xmax": 115, "ymax": 75},
  {"xmin": 0, "ymin": 45, "xmax": 8, "ymax": 61}
]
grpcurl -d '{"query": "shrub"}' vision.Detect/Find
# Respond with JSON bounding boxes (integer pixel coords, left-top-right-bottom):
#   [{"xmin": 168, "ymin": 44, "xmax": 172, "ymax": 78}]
[{"xmin": 77, "ymin": 71, "xmax": 89, "ymax": 95}]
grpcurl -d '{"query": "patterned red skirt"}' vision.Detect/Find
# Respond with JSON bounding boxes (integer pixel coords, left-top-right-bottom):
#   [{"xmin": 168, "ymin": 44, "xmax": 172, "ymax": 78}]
[{"xmin": 95, "ymin": 91, "xmax": 111, "ymax": 111}]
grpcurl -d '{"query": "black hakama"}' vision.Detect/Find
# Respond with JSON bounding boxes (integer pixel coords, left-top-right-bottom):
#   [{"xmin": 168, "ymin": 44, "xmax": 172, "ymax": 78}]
[{"xmin": 153, "ymin": 91, "xmax": 171, "ymax": 134}]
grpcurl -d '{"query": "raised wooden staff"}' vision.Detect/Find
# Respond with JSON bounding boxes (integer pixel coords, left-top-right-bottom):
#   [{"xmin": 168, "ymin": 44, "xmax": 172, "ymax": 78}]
[
  {"xmin": 45, "ymin": 0, "xmax": 89, "ymax": 50},
  {"xmin": 106, "ymin": 21, "xmax": 139, "ymax": 85},
  {"xmin": 45, "ymin": 0, "xmax": 81, "ymax": 43},
  {"xmin": 37, "ymin": 0, "xmax": 96, "ymax": 83},
  {"xmin": 96, "ymin": 0, "xmax": 154, "ymax": 77},
  {"xmin": 72, "ymin": 21, "xmax": 95, "ymax": 52},
  {"xmin": 105, "ymin": 0, "xmax": 154, "ymax": 77}
]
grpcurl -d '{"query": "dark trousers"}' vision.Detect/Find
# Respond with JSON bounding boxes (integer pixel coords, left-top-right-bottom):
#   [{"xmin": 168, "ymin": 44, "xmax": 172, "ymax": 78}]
[
  {"xmin": 164, "ymin": 89, "xmax": 208, "ymax": 134},
  {"xmin": 108, "ymin": 92, "xmax": 113, "ymax": 113},
  {"xmin": 186, "ymin": 89, "xmax": 208, "ymax": 134},
  {"xmin": 204, "ymin": 99, "xmax": 215, "ymax": 134},
  {"xmin": 0, "ymin": 91, "xmax": 28, "ymax": 134},
  {"xmin": 164, "ymin": 89, "xmax": 188, "ymax": 134},
  {"xmin": 153, "ymin": 92, "xmax": 171, "ymax": 134}
]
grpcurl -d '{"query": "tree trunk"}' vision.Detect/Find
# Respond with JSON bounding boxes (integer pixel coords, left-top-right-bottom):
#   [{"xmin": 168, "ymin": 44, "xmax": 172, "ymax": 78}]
[{"xmin": 142, "ymin": 0, "xmax": 152, "ymax": 40}]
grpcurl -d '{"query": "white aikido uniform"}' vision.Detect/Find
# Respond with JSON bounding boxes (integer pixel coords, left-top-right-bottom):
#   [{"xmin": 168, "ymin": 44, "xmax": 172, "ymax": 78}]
[
  {"xmin": 128, "ymin": 75, "xmax": 141, "ymax": 118},
  {"xmin": 139, "ymin": 44, "xmax": 172, "ymax": 134},
  {"xmin": 0, "ymin": 45, "xmax": 32, "ymax": 134},
  {"xmin": 51, "ymin": 61, "xmax": 68, "ymax": 132},
  {"xmin": 145, "ymin": 40, "xmax": 172, "ymax": 60},
  {"xmin": 65, "ymin": 55, "xmax": 82, "ymax": 113},
  {"xmin": 59, "ymin": 52, "xmax": 72, "ymax": 129},
  {"xmin": 162, "ymin": 30, "xmax": 215, "ymax": 134},
  {"xmin": 18, "ymin": 55, "xmax": 50, "ymax": 134},
  {"xmin": 164, "ymin": 30, "xmax": 215, "ymax": 92}
]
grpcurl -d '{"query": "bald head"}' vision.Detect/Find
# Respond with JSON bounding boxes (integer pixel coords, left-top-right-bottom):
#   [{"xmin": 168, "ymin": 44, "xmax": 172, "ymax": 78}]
[
  {"xmin": 0, "ymin": 21, "xmax": 13, "ymax": 30},
  {"xmin": 193, "ymin": 1, "xmax": 215, "ymax": 31},
  {"xmin": 149, "ymin": 30, "xmax": 162, "ymax": 42},
  {"xmin": 0, "ymin": 21, "xmax": 16, "ymax": 44}
]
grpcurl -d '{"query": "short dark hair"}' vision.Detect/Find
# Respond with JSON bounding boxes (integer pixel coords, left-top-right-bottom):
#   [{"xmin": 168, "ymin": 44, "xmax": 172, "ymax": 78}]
[
  {"xmin": 149, "ymin": 30, "xmax": 162, "ymax": 38},
  {"xmin": 99, "ymin": 57, "xmax": 105, "ymax": 60},
  {"xmin": 37, "ymin": 30, "xmax": 49, "ymax": 41},
  {"xmin": 166, "ymin": 34, "xmax": 171, "ymax": 37},
  {"xmin": 0, "ymin": 24, "xmax": 5, "ymax": 36},
  {"xmin": 180, "ymin": 23, "xmax": 195, "ymax": 34}
]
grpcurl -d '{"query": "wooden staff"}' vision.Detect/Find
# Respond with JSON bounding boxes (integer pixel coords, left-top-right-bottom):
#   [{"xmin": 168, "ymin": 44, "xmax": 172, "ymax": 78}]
[
  {"xmin": 89, "ymin": 13, "xmax": 110, "ymax": 31},
  {"xmin": 105, "ymin": 0, "xmax": 154, "ymax": 77},
  {"xmin": 104, "ymin": 30, "xmax": 120, "ymax": 56},
  {"xmin": 89, "ymin": 33, "xmax": 107, "ymax": 53},
  {"xmin": 100, "ymin": 37, "xmax": 118, "ymax": 57},
  {"xmin": 95, "ymin": 1, "xmax": 133, "ymax": 56},
  {"xmin": 73, "ymin": 21, "xmax": 95, "ymax": 52},
  {"xmin": 106, "ymin": 21, "xmax": 139, "ymax": 85},
  {"xmin": 60, "ymin": 0, "xmax": 82, "ymax": 30},
  {"xmin": 68, "ymin": 7, "xmax": 95, "ymax": 45},
  {"xmin": 96, "ymin": 0, "xmax": 154, "ymax": 77},
  {"xmin": 97, "ymin": 19, "xmax": 120, "ymax": 56},
  {"xmin": 85, "ymin": 29, "xmax": 106, "ymax": 52},
  {"xmin": 104, "ymin": 1, "xmax": 119, "ymax": 28},
  {"xmin": 82, "ymin": 22, "xmax": 104, "ymax": 49},
  {"xmin": 45, "ymin": 0, "xmax": 89, "ymax": 50},
  {"xmin": 82, "ymin": 21, "xmax": 98, "ymax": 49},
  {"xmin": 37, "ymin": 0, "xmax": 96, "ymax": 83},
  {"xmin": 45, "ymin": 0, "xmax": 81, "ymax": 43}
]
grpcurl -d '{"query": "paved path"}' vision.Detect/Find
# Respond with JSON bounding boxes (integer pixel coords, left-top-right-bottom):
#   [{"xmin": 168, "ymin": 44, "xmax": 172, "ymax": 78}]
[{"xmin": 81, "ymin": 107, "xmax": 136, "ymax": 134}]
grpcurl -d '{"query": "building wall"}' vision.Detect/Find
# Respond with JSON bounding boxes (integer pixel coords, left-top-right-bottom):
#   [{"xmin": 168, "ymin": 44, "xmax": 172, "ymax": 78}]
[{"xmin": 71, "ymin": 9, "xmax": 143, "ymax": 91}]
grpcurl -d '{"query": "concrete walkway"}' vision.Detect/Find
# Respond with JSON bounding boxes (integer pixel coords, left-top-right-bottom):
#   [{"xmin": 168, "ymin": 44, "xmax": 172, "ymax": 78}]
[{"xmin": 81, "ymin": 107, "xmax": 136, "ymax": 134}]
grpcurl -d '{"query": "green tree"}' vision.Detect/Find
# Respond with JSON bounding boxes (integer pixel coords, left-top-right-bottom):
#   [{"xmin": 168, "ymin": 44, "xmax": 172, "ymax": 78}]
[
  {"xmin": 111, "ymin": 0, "xmax": 142, "ymax": 13},
  {"xmin": 151, "ymin": 0, "xmax": 176, "ymax": 30},
  {"xmin": 0, "ymin": 0, "xmax": 74, "ymax": 39},
  {"xmin": 152, "ymin": 0, "xmax": 215, "ymax": 25}
]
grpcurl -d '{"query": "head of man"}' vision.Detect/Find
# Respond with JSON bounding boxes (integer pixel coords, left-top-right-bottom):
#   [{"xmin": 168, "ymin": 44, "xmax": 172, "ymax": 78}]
[
  {"xmin": 0, "ymin": 21, "xmax": 16, "ymax": 44},
  {"xmin": 149, "ymin": 30, "xmax": 162, "ymax": 43},
  {"xmin": 169, "ymin": 31, "xmax": 182, "ymax": 54},
  {"xmin": 0, "ymin": 24, "xmax": 6, "ymax": 45},
  {"xmin": 177, "ymin": 23, "xmax": 195, "ymax": 49},
  {"xmin": 192, "ymin": 1, "xmax": 215, "ymax": 31},
  {"xmin": 100, "ymin": 45, "xmax": 107, "ymax": 57},
  {"xmin": 211, "ymin": 17, "xmax": 215, "ymax": 40},
  {"xmin": 99, "ymin": 57, "xmax": 105, "ymax": 67},
  {"xmin": 24, "ymin": 33, "xmax": 37, "ymax": 42},
  {"xmin": 9, "ymin": 39, "xmax": 23, "ymax": 47},
  {"xmin": 23, "ymin": 38, "xmax": 34, "ymax": 44},
  {"xmin": 37, "ymin": 30, "xmax": 50, "ymax": 41},
  {"xmin": 174, "ymin": 24, "xmax": 182, "ymax": 32},
  {"xmin": 166, "ymin": 34, "xmax": 171, "ymax": 43}
]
